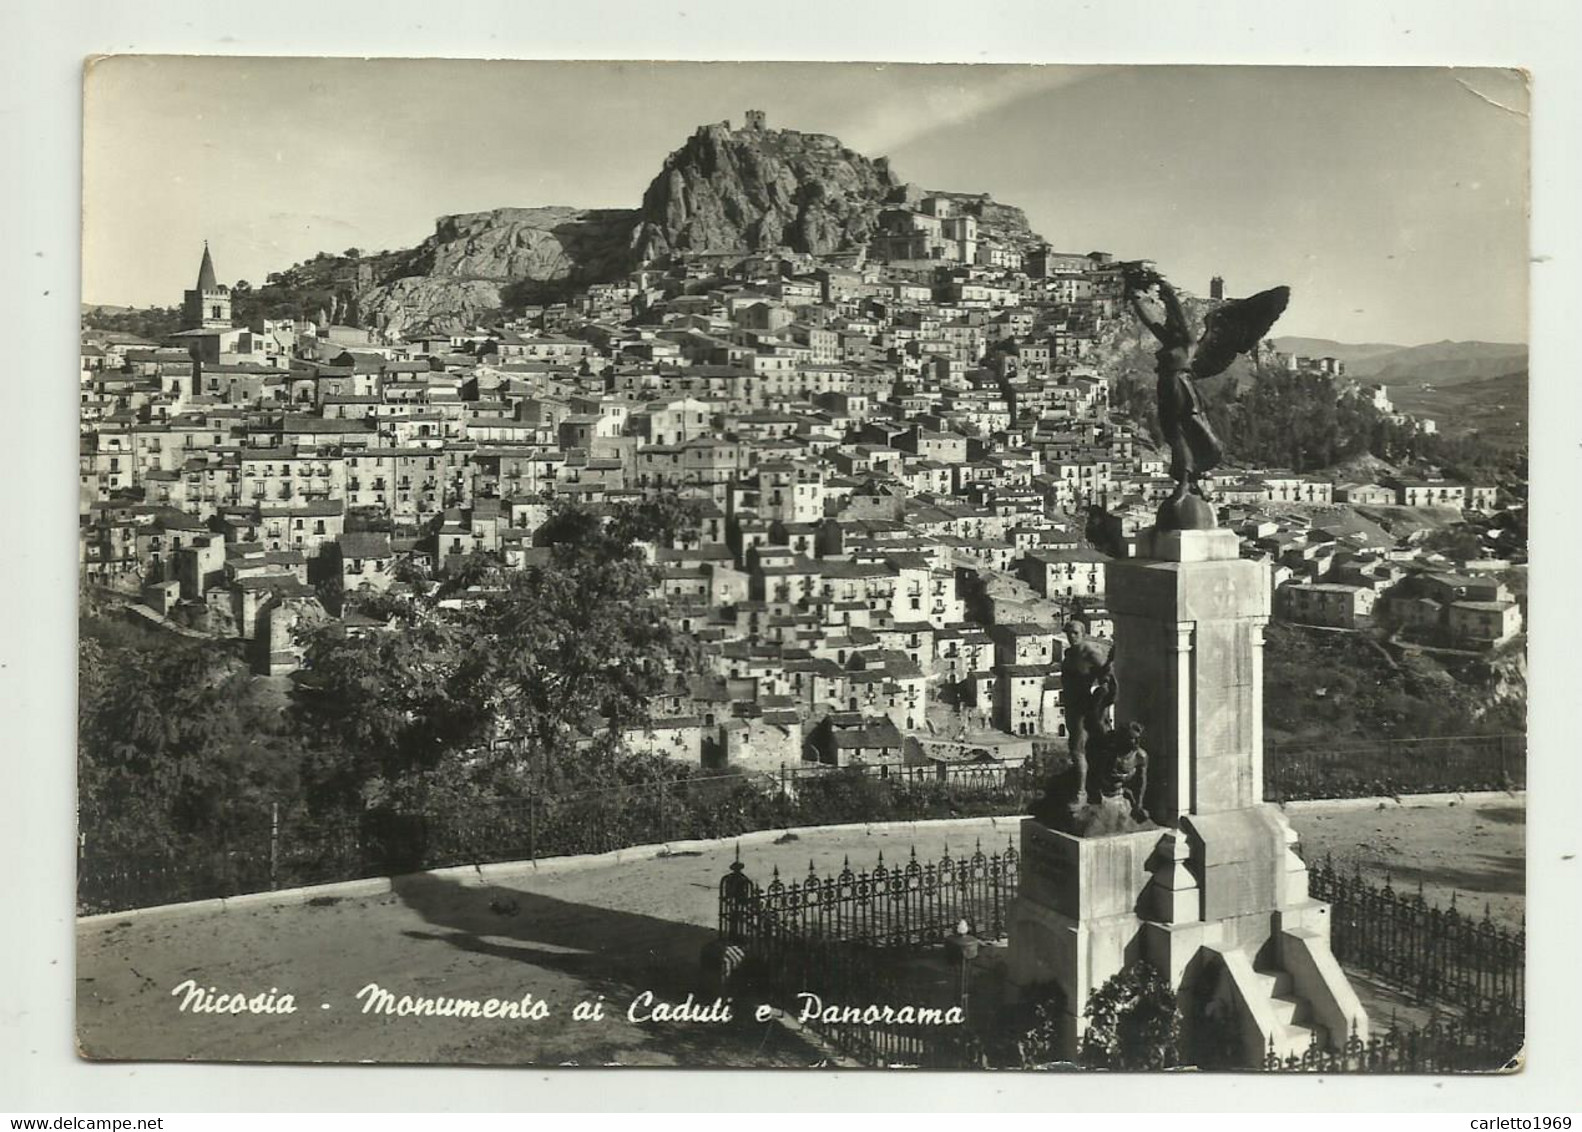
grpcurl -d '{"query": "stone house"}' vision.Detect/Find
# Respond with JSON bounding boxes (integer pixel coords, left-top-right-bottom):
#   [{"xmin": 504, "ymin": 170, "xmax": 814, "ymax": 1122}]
[
  {"xmin": 991, "ymin": 622, "xmax": 1062, "ymax": 668},
  {"xmin": 1445, "ymin": 600, "xmax": 1523, "ymax": 647},
  {"xmin": 622, "ymin": 716, "xmax": 705, "ymax": 764},
  {"xmin": 336, "ymin": 532, "xmax": 395, "ymax": 599},
  {"xmin": 807, "ymin": 714, "xmax": 905, "ymax": 769},
  {"xmin": 1279, "ymin": 581, "xmax": 1377, "ymax": 629},
  {"xmin": 1019, "ymin": 546, "xmax": 1108, "ymax": 600},
  {"xmin": 994, "ymin": 663, "xmax": 1060, "ymax": 736}
]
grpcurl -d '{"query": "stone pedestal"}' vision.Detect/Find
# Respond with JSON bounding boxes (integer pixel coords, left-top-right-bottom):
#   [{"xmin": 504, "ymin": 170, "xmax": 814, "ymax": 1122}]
[
  {"xmin": 1007, "ymin": 525, "xmax": 1366, "ymax": 1064},
  {"xmin": 1106, "ymin": 526, "xmax": 1269, "ymax": 826},
  {"xmin": 1008, "ymin": 818, "xmax": 1162, "ymax": 1052}
]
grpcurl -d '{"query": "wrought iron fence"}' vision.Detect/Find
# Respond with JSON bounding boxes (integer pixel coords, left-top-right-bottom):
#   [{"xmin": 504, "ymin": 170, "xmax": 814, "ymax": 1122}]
[
  {"xmin": 780, "ymin": 760, "xmax": 1037, "ymax": 798},
  {"xmin": 712, "ymin": 845, "xmax": 1525, "ymax": 1071},
  {"xmin": 731, "ymin": 936, "xmax": 987, "ymax": 1068},
  {"xmin": 77, "ymin": 774, "xmax": 777, "ymax": 914},
  {"xmin": 716, "ymin": 846, "xmax": 1006, "ymax": 1066},
  {"xmin": 77, "ymin": 767, "xmax": 1037, "ymax": 915},
  {"xmin": 719, "ymin": 841, "xmax": 1020, "ymax": 948},
  {"xmin": 76, "ymin": 843, "xmax": 265, "ymax": 913},
  {"xmin": 1263, "ymin": 1011, "xmax": 1523, "ymax": 1073},
  {"xmin": 1309, "ymin": 856, "xmax": 1524, "ymax": 1014}
]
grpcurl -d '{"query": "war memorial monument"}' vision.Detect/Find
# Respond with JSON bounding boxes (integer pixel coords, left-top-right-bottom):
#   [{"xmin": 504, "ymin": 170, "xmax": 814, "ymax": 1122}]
[{"xmin": 1008, "ymin": 270, "xmax": 1369, "ymax": 1064}]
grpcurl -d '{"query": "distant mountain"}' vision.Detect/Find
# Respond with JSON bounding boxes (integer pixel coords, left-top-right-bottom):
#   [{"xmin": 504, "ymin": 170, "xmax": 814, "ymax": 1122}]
[
  {"xmin": 1268, "ymin": 337, "xmax": 1406, "ymax": 365},
  {"xmin": 1344, "ymin": 341, "xmax": 1527, "ymax": 441},
  {"xmin": 1340, "ymin": 340, "xmax": 1528, "ymax": 385}
]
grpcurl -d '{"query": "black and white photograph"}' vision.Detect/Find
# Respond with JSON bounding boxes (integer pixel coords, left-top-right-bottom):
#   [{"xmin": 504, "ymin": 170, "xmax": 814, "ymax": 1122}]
[{"xmin": 68, "ymin": 55, "xmax": 1535, "ymax": 1078}]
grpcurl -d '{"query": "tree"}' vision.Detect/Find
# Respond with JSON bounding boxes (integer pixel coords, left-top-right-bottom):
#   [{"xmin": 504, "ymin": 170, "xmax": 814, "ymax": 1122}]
[
  {"xmin": 1013, "ymin": 981, "xmax": 1072, "ymax": 1068},
  {"xmin": 78, "ymin": 636, "xmax": 301, "ymax": 854},
  {"xmin": 81, "ymin": 304, "xmax": 181, "ymax": 342},
  {"xmin": 293, "ymin": 616, "xmax": 484, "ymax": 807},
  {"xmin": 1423, "ymin": 523, "xmax": 1485, "ymax": 562},
  {"xmin": 457, "ymin": 509, "xmax": 693, "ymax": 792},
  {"xmin": 292, "ymin": 495, "xmax": 701, "ymax": 806}
]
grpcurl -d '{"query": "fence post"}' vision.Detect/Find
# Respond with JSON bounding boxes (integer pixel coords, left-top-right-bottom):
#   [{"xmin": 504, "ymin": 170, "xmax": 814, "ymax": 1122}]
[
  {"xmin": 529, "ymin": 794, "xmax": 538, "ymax": 863},
  {"xmin": 269, "ymin": 801, "xmax": 280, "ymax": 891}
]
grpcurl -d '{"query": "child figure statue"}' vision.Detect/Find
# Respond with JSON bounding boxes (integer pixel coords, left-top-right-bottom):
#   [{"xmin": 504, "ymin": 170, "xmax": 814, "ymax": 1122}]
[{"xmin": 1097, "ymin": 721, "xmax": 1150, "ymax": 824}]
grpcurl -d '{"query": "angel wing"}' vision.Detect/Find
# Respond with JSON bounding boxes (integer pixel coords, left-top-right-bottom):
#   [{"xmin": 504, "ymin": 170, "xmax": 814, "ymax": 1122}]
[{"xmin": 1191, "ymin": 285, "xmax": 1291, "ymax": 379}]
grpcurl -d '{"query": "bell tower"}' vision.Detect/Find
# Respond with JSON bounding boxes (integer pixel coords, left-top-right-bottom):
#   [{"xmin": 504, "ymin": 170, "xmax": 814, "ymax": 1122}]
[{"xmin": 181, "ymin": 242, "xmax": 232, "ymax": 330}]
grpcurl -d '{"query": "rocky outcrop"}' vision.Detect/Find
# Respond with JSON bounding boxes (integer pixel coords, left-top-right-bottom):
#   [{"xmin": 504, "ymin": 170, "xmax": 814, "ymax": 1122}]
[
  {"xmin": 630, "ymin": 121, "xmax": 903, "ymax": 260},
  {"xmin": 357, "ymin": 277, "xmax": 509, "ymax": 338},
  {"xmin": 410, "ymin": 206, "xmax": 640, "ymax": 283},
  {"xmin": 348, "ymin": 207, "xmax": 640, "ymax": 335}
]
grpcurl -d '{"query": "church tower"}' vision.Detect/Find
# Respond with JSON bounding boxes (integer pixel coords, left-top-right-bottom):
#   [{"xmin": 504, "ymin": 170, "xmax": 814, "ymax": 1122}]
[{"xmin": 181, "ymin": 242, "xmax": 232, "ymax": 330}]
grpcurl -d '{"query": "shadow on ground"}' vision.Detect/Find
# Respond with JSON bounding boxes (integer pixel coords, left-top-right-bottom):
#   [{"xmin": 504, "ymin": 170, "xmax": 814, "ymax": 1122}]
[{"xmin": 389, "ymin": 871, "xmax": 828, "ymax": 1067}]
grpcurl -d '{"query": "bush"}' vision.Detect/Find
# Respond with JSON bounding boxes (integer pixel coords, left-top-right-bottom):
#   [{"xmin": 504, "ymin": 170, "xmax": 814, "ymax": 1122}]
[
  {"xmin": 1080, "ymin": 960, "xmax": 1181, "ymax": 1070},
  {"xmin": 1014, "ymin": 981, "xmax": 1072, "ymax": 1068}
]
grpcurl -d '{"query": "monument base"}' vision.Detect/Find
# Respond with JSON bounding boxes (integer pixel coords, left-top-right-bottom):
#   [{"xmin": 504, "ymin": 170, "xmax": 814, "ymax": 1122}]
[
  {"xmin": 1154, "ymin": 491, "xmax": 1217, "ymax": 533},
  {"xmin": 1008, "ymin": 819, "xmax": 1160, "ymax": 1055},
  {"xmin": 1008, "ymin": 811, "xmax": 1367, "ymax": 1065},
  {"xmin": 1007, "ymin": 523, "xmax": 1368, "ymax": 1065}
]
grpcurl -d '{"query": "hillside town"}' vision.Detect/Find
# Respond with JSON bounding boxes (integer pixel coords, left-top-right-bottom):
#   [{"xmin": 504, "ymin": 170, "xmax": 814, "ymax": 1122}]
[{"xmin": 79, "ymin": 158, "xmax": 1523, "ymax": 781}]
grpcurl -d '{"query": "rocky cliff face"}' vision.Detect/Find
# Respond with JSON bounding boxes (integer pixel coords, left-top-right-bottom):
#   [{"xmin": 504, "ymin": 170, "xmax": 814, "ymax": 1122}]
[
  {"xmin": 355, "ymin": 206, "xmax": 640, "ymax": 335},
  {"xmin": 356, "ymin": 277, "xmax": 512, "ymax": 339},
  {"xmin": 410, "ymin": 206, "xmax": 640, "ymax": 283},
  {"xmin": 631, "ymin": 122, "xmax": 902, "ymax": 260}
]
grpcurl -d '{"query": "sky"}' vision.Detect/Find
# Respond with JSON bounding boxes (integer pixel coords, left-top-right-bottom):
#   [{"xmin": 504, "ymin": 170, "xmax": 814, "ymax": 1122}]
[{"xmin": 82, "ymin": 60, "xmax": 1530, "ymax": 346}]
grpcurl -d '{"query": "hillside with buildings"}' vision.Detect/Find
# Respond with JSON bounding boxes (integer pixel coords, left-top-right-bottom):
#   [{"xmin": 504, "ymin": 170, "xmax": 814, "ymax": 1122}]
[
  {"xmin": 1387, "ymin": 368, "xmax": 1529, "ymax": 444},
  {"xmin": 1267, "ymin": 337, "xmax": 1406, "ymax": 366},
  {"xmin": 78, "ymin": 109, "xmax": 1526, "ymax": 895}
]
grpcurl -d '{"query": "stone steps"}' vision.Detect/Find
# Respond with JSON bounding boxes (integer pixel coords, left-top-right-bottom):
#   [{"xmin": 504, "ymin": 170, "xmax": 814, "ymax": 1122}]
[
  {"xmin": 1254, "ymin": 964, "xmax": 1327, "ymax": 1060},
  {"xmin": 1246, "ymin": 967, "xmax": 1293, "ymax": 999}
]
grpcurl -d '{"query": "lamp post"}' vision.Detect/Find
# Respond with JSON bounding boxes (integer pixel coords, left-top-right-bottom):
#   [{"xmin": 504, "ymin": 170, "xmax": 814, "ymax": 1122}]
[{"xmin": 944, "ymin": 917, "xmax": 980, "ymax": 1022}]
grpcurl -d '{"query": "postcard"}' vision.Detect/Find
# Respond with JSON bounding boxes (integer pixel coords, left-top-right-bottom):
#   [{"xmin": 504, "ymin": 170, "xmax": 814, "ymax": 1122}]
[{"xmin": 76, "ymin": 58, "xmax": 1528, "ymax": 1072}]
